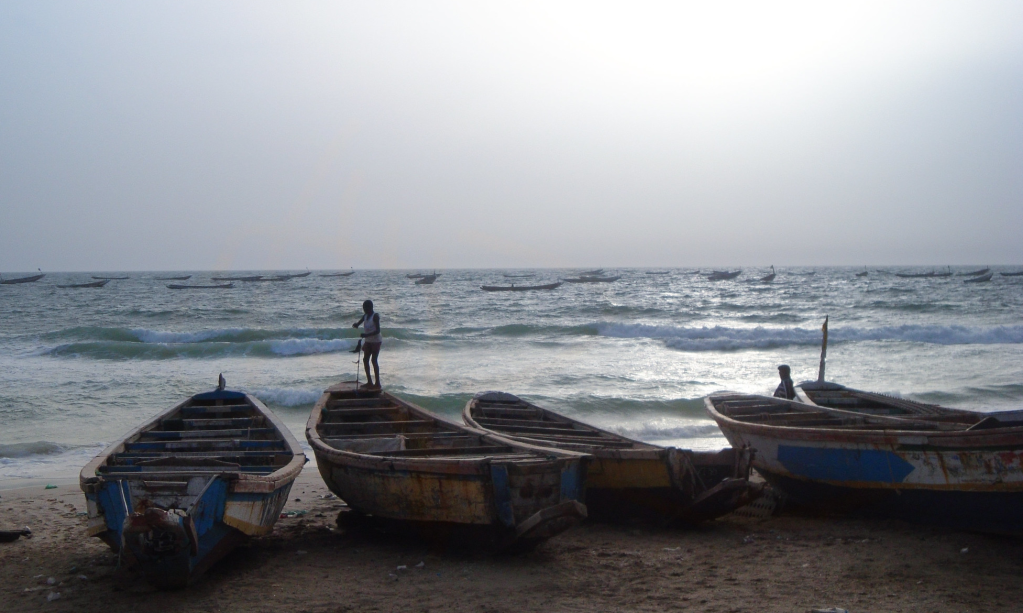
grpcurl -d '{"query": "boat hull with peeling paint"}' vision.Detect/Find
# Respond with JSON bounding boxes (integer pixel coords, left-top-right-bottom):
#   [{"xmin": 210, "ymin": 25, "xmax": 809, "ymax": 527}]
[
  {"xmin": 80, "ymin": 388, "xmax": 305, "ymax": 588},
  {"xmin": 465, "ymin": 392, "xmax": 761, "ymax": 523},
  {"xmin": 307, "ymin": 383, "xmax": 588, "ymax": 550},
  {"xmin": 705, "ymin": 388, "xmax": 1023, "ymax": 533}
]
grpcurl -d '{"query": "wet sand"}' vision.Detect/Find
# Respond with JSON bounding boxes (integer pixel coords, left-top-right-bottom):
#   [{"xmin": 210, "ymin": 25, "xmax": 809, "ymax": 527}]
[{"xmin": 2, "ymin": 473, "xmax": 1021, "ymax": 613}]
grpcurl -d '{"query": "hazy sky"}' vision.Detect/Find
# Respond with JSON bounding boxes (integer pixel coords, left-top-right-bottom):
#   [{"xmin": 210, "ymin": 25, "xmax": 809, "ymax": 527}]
[{"xmin": 1, "ymin": 2, "xmax": 1021, "ymax": 271}]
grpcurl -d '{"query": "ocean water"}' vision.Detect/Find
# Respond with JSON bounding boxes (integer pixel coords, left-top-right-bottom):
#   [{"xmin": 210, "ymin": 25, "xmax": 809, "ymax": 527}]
[{"xmin": 2, "ymin": 267, "xmax": 1022, "ymax": 486}]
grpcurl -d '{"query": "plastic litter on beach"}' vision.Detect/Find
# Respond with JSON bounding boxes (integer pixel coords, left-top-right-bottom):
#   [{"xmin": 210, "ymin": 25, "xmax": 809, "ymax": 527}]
[
  {"xmin": 415, "ymin": 561, "xmax": 425, "ymax": 569},
  {"xmin": 279, "ymin": 510, "xmax": 308, "ymax": 518},
  {"xmin": 44, "ymin": 484, "xmax": 57, "ymax": 490},
  {"xmin": 46, "ymin": 592, "xmax": 61, "ymax": 602},
  {"xmin": 960, "ymin": 547, "xmax": 969, "ymax": 554}
]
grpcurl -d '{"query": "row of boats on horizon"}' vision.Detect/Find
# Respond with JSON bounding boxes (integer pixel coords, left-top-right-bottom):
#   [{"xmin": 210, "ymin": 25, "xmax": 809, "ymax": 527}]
[{"xmin": 1, "ymin": 265, "xmax": 1020, "ymax": 290}]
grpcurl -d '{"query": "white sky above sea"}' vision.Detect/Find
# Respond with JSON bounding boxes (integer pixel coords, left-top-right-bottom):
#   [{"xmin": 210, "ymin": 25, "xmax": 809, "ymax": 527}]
[{"xmin": 1, "ymin": 1, "xmax": 1021, "ymax": 271}]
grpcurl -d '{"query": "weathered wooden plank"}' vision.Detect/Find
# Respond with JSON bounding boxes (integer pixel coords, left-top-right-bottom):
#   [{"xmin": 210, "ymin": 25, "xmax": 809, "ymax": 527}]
[{"xmin": 140, "ymin": 428, "xmax": 277, "ymax": 439}]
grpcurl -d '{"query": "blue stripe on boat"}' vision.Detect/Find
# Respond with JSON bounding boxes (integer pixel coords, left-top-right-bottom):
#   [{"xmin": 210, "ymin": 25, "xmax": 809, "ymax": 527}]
[{"xmin": 777, "ymin": 445, "xmax": 915, "ymax": 484}]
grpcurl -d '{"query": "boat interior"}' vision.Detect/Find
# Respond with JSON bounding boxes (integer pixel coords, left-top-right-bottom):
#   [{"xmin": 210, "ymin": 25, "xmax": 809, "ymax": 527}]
[
  {"xmin": 98, "ymin": 392, "xmax": 293, "ymax": 477},
  {"xmin": 318, "ymin": 390, "xmax": 542, "ymax": 461},
  {"xmin": 709, "ymin": 393, "xmax": 989, "ymax": 432},
  {"xmin": 468, "ymin": 395, "xmax": 647, "ymax": 452}
]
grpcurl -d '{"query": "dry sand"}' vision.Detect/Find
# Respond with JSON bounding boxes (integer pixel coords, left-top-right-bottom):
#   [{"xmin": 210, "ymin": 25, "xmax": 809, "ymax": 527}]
[{"xmin": 2, "ymin": 472, "xmax": 1022, "ymax": 613}]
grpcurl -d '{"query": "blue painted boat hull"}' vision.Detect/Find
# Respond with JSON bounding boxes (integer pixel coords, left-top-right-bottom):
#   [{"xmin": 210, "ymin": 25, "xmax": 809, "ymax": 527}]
[
  {"xmin": 763, "ymin": 469, "xmax": 1023, "ymax": 534},
  {"xmin": 81, "ymin": 388, "xmax": 305, "ymax": 588},
  {"xmin": 86, "ymin": 477, "xmax": 294, "ymax": 587},
  {"xmin": 705, "ymin": 393, "xmax": 1023, "ymax": 535}
]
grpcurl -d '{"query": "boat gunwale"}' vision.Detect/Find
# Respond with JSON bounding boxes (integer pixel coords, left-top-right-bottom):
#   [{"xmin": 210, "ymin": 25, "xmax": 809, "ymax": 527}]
[
  {"xmin": 795, "ymin": 384, "xmax": 977, "ymax": 419},
  {"xmin": 704, "ymin": 392, "xmax": 1023, "ymax": 447},
  {"xmin": 464, "ymin": 393, "xmax": 666, "ymax": 461},
  {"xmin": 81, "ymin": 391, "xmax": 305, "ymax": 494},
  {"xmin": 307, "ymin": 385, "xmax": 588, "ymax": 475}
]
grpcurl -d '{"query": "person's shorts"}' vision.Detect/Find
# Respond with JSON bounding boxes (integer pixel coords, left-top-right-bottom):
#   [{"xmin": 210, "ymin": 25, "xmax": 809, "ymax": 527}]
[{"xmin": 363, "ymin": 341, "xmax": 382, "ymax": 354}]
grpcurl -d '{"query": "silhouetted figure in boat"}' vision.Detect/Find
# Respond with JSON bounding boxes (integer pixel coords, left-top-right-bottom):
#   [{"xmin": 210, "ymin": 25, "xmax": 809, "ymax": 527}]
[
  {"xmin": 774, "ymin": 364, "xmax": 796, "ymax": 400},
  {"xmin": 353, "ymin": 300, "xmax": 382, "ymax": 389}
]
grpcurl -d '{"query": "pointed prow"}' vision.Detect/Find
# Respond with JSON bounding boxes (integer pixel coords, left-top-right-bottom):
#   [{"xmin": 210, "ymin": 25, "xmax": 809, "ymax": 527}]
[{"xmin": 217, "ymin": 373, "xmax": 226, "ymax": 391}]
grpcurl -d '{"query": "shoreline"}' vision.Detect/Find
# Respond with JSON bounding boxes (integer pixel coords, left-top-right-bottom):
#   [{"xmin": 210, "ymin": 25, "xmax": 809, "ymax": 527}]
[{"xmin": 3, "ymin": 472, "xmax": 1022, "ymax": 612}]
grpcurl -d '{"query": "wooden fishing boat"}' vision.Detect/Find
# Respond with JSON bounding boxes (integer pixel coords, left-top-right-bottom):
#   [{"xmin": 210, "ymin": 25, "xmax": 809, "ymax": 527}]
[
  {"xmin": 406, "ymin": 273, "xmax": 426, "ymax": 279},
  {"xmin": 959, "ymin": 267, "xmax": 990, "ymax": 277},
  {"xmin": 80, "ymin": 380, "xmax": 305, "ymax": 587},
  {"xmin": 464, "ymin": 393, "xmax": 761, "ymax": 522},
  {"xmin": 964, "ymin": 272, "xmax": 993, "ymax": 283},
  {"xmin": 932, "ymin": 267, "xmax": 953, "ymax": 278},
  {"xmin": 855, "ymin": 268, "xmax": 868, "ymax": 277},
  {"xmin": 167, "ymin": 283, "xmax": 234, "ymax": 289},
  {"xmin": 415, "ymin": 274, "xmax": 438, "ymax": 285},
  {"xmin": 503, "ymin": 273, "xmax": 535, "ymax": 278},
  {"xmin": 211, "ymin": 275, "xmax": 263, "ymax": 282},
  {"xmin": 705, "ymin": 382, "xmax": 1023, "ymax": 534},
  {"xmin": 1001, "ymin": 271, "xmax": 1023, "ymax": 277},
  {"xmin": 645, "ymin": 271, "xmax": 671, "ymax": 275},
  {"xmin": 156, "ymin": 275, "xmax": 192, "ymax": 281},
  {"xmin": 480, "ymin": 282, "xmax": 562, "ymax": 292},
  {"xmin": 57, "ymin": 279, "xmax": 109, "ymax": 288},
  {"xmin": 320, "ymin": 271, "xmax": 355, "ymax": 277},
  {"xmin": 706, "ymin": 270, "xmax": 741, "ymax": 281},
  {"xmin": 759, "ymin": 266, "xmax": 776, "ymax": 283},
  {"xmin": 0, "ymin": 273, "xmax": 44, "ymax": 284},
  {"xmin": 895, "ymin": 271, "xmax": 936, "ymax": 278},
  {"xmin": 307, "ymin": 383, "xmax": 588, "ymax": 550},
  {"xmin": 274, "ymin": 271, "xmax": 311, "ymax": 279},
  {"xmin": 579, "ymin": 269, "xmax": 604, "ymax": 276},
  {"xmin": 563, "ymin": 275, "xmax": 621, "ymax": 283},
  {"xmin": 92, "ymin": 275, "xmax": 129, "ymax": 280}
]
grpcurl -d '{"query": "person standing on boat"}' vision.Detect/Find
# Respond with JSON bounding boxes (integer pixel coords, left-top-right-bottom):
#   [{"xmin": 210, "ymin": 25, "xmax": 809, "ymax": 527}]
[
  {"xmin": 353, "ymin": 300, "xmax": 382, "ymax": 389},
  {"xmin": 774, "ymin": 364, "xmax": 796, "ymax": 400}
]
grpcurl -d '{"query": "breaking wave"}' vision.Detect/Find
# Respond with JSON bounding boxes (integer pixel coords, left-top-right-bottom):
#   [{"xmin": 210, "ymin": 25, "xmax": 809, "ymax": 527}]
[
  {"xmin": 595, "ymin": 323, "xmax": 1023, "ymax": 351},
  {"xmin": 250, "ymin": 388, "xmax": 322, "ymax": 407},
  {"xmin": 37, "ymin": 326, "xmax": 438, "ymax": 360},
  {"xmin": 0, "ymin": 441, "xmax": 66, "ymax": 459}
]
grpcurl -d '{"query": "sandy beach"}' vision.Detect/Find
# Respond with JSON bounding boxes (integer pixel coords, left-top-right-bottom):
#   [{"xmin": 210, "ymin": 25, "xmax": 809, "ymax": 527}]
[{"xmin": 1, "ymin": 472, "xmax": 1020, "ymax": 613}]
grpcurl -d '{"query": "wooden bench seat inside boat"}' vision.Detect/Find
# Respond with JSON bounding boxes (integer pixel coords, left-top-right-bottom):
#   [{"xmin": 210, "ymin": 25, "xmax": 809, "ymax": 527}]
[{"xmin": 103, "ymin": 394, "xmax": 291, "ymax": 476}]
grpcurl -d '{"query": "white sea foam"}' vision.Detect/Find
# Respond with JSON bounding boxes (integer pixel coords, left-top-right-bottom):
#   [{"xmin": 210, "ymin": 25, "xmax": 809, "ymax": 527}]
[
  {"xmin": 251, "ymin": 388, "xmax": 322, "ymax": 407},
  {"xmin": 608, "ymin": 418, "xmax": 724, "ymax": 442},
  {"xmin": 268, "ymin": 338, "xmax": 355, "ymax": 356},
  {"xmin": 131, "ymin": 328, "xmax": 247, "ymax": 343},
  {"xmin": 596, "ymin": 323, "xmax": 1023, "ymax": 350},
  {"xmin": 0, "ymin": 442, "xmax": 107, "ymax": 482}
]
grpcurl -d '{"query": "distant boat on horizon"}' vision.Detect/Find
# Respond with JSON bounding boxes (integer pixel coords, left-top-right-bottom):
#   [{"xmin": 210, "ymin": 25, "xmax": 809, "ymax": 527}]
[
  {"xmin": 167, "ymin": 283, "xmax": 234, "ymax": 289},
  {"xmin": 959, "ymin": 267, "xmax": 991, "ymax": 277},
  {"xmin": 563, "ymin": 275, "xmax": 621, "ymax": 283},
  {"xmin": 481, "ymin": 281, "xmax": 562, "ymax": 292},
  {"xmin": 0, "ymin": 273, "xmax": 44, "ymax": 285},
  {"xmin": 212, "ymin": 275, "xmax": 263, "ymax": 282},
  {"xmin": 58, "ymin": 279, "xmax": 109, "ymax": 288},
  {"xmin": 706, "ymin": 270, "xmax": 741, "ymax": 281}
]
